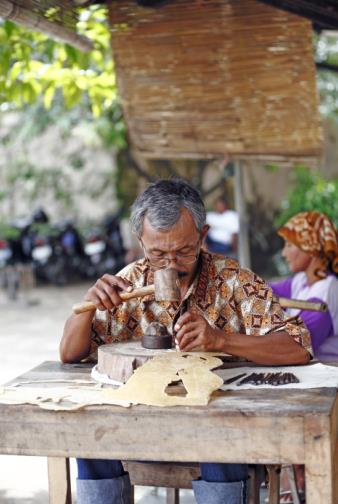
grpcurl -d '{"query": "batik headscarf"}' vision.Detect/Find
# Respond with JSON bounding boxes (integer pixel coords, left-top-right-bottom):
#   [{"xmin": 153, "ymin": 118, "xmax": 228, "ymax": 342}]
[{"xmin": 277, "ymin": 211, "xmax": 338, "ymax": 278}]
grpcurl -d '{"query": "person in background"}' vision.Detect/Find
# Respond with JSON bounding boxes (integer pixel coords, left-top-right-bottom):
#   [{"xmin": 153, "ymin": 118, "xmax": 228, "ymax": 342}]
[
  {"xmin": 206, "ymin": 195, "xmax": 239, "ymax": 257},
  {"xmin": 270, "ymin": 211, "xmax": 338, "ymax": 362},
  {"xmin": 270, "ymin": 211, "xmax": 338, "ymax": 504}
]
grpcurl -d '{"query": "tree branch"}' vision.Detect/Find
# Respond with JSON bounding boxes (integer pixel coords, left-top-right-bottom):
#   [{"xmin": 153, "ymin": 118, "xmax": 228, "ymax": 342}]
[
  {"xmin": 122, "ymin": 149, "xmax": 157, "ymax": 183},
  {"xmin": 201, "ymin": 176, "xmax": 225, "ymax": 198}
]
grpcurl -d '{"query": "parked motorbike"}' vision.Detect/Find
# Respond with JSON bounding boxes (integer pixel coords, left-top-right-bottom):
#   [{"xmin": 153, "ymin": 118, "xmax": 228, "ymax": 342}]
[
  {"xmin": 83, "ymin": 213, "xmax": 126, "ymax": 279},
  {"xmin": 0, "ymin": 221, "xmax": 25, "ymax": 300},
  {"xmin": 83, "ymin": 227, "xmax": 116, "ymax": 278},
  {"xmin": 30, "ymin": 223, "xmax": 63, "ymax": 284},
  {"xmin": 103, "ymin": 211, "xmax": 126, "ymax": 273},
  {"xmin": 1, "ymin": 208, "xmax": 126, "ymax": 288},
  {"xmin": 0, "ymin": 237, "xmax": 12, "ymax": 269},
  {"xmin": 57, "ymin": 220, "xmax": 88, "ymax": 282}
]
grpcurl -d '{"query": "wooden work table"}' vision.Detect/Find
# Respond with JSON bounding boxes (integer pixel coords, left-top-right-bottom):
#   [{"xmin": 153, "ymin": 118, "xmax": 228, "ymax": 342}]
[{"xmin": 0, "ymin": 361, "xmax": 338, "ymax": 503}]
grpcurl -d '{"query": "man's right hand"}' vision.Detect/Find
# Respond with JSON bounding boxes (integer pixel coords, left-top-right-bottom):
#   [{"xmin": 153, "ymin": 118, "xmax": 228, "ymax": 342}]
[{"xmin": 84, "ymin": 274, "xmax": 133, "ymax": 311}]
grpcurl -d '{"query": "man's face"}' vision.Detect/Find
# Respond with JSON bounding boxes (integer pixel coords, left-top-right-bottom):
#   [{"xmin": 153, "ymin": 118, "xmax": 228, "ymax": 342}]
[{"xmin": 140, "ymin": 208, "xmax": 208, "ymax": 281}]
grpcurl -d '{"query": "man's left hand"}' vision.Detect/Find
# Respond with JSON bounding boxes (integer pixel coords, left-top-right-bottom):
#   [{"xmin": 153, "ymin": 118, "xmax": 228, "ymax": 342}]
[{"xmin": 174, "ymin": 311, "xmax": 222, "ymax": 352}]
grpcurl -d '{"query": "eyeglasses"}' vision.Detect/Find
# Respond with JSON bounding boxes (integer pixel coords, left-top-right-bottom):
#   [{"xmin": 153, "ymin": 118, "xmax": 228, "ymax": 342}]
[{"xmin": 141, "ymin": 239, "xmax": 201, "ymax": 268}]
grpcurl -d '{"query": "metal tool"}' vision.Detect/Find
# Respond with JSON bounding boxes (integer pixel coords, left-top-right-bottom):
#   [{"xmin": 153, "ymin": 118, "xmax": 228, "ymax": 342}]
[
  {"xmin": 223, "ymin": 373, "xmax": 247, "ymax": 384},
  {"xmin": 142, "ymin": 322, "xmax": 173, "ymax": 349},
  {"xmin": 72, "ymin": 268, "xmax": 180, "ymax": 314},
  {"xmin": 236, "ymin": 371, "xmax": 300, "ymax": 386}
]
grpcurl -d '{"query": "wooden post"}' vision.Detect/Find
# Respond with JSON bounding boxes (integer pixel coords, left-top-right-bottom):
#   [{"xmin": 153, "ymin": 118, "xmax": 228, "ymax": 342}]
[
  {"xmin": 166, "ymin": 488, "xmax": 179, "ymax": 504},
  {"xmin": 47, "ymin": 457, "xmax": 72, "ymax": 504},
  {"xmin": 234, "ymin": 160, "xmax": 251, "ymax": 269}
]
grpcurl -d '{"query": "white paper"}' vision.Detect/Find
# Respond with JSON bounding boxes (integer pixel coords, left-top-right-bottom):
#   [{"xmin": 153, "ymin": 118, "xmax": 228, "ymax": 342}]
[{"xmin": 219, "ymin": 362, "xmax": 338, "ymax": 390}]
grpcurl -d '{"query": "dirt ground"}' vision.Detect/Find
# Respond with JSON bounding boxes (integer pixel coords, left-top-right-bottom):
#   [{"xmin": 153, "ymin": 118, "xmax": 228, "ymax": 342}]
[{"xmin": 0, "ymin": 282, "xmax": 196, "ymax": 503}]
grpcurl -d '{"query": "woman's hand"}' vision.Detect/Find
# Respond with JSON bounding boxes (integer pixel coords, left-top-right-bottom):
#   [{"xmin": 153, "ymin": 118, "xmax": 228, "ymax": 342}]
[
  {"xmin": 174, "ymin": 311, "xmax": 223, "ymax": 352},
  {"xmin": 84, "ymin": 274, "xmax": 133, "ymax": 311}
]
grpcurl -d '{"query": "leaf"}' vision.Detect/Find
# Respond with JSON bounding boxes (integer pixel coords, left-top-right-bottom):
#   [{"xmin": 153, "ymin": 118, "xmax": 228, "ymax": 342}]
[
  {"xmin": 3, "ymin": 20, "xmax": 16, "ymax": 38},
  {"xmin": 62, "ymin": 83, "xmax": 83, "ymax": 108},
  {"xmin": 276, "ymin": 167, "xmax": 338, "ymax": 227},
  {"xmin": 43, "ymin": 85, "xmax": 56, "ymax": 109}
]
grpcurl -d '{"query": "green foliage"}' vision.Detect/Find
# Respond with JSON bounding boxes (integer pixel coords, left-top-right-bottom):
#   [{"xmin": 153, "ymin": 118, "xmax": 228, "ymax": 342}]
[
  {"xmin": 275, "ymin": 166, "xmax": 338, "ymax": 227},
  {"xmin": 1, "ymin": 156, "xmax": 75, "ymax": 212},
  {"xmin": 315, "ymin": 33, "xmax": 338, "ymax": 116},
  {"xmin": 0, "ymin": 222, "xmax": 20, "ymax": 240},
  {"xmin": 0, "ymin": 96, "xmax": 128, "ymax": 218},
  {"xmin": 30, "ymin": 222, "xmax": 59, "ymax": 237},
  {"xmin": 0, "ymin": 7, "xmax": 117, "ymax": 117},
  {"xmin": 263, "ymin": 164, "xmax": 280, "ymax": 173}
]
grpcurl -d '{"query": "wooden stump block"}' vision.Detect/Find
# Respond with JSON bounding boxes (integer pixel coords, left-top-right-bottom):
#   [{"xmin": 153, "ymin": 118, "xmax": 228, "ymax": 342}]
[{"xmin": 97, "ymin": 341, "xmax": 175, "ymax": 383}]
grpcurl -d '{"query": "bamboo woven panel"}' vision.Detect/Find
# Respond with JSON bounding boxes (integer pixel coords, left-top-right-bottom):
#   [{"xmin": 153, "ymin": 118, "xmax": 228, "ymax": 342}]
[{"xmin": 108, "ymin": 0, "xmax": 322, "ymax": 159}]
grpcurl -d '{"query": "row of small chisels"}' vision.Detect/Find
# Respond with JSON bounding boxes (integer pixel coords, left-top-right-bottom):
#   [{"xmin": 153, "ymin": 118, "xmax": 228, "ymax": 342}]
[{"xmin": 224, "ymin": 371, "xmax": 300, "ymax": 386}]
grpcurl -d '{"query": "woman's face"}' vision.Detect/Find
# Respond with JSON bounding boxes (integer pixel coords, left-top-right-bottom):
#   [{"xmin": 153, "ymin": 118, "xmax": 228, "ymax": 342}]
[{"xmin": 282, "ymin": 241, "xmax": 312, "ymax": 273}]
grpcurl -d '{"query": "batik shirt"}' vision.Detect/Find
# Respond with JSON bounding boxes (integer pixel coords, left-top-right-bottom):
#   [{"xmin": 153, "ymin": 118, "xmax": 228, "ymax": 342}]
[{"xmin": 90, "ymin": 251, "xmax": 312, "ymax": 359}]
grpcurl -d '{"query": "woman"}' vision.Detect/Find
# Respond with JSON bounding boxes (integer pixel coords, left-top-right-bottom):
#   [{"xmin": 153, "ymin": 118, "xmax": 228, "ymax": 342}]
[
  {"xmin": 271, "ymin": 211, "xmax": 338, "ymax": 503},
  {"xmin": 271, "ymin": 211, "xmax": 338, "ymax": 361}
]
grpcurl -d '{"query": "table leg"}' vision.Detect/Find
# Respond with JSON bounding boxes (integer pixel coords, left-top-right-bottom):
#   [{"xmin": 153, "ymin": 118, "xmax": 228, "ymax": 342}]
[
  {"xmin": 304, "ymin": 405, "xmax": 337, "ymax": 504},
  {"xmin": 166, "ymin": 488, "xmax": 179, "ymax": 504},
  {"xmin": 47, "ymin": 457, "xmax": 72, "ymax": 504},
  {"xmin": 266, "ymin": 465, "xmax": 280, "ymax": 504}
]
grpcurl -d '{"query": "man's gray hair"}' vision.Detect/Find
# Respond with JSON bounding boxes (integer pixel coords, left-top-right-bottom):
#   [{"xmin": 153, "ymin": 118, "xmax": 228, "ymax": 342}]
[{"xmin": 130, "ymin": 179, "xmax": 206, "ymax": 238}]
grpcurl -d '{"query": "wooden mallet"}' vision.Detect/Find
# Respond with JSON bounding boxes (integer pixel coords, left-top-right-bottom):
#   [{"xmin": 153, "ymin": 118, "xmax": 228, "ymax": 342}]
[{"xmin": 72, "ymin": 268, "xmax": 180, "ymax": 314}]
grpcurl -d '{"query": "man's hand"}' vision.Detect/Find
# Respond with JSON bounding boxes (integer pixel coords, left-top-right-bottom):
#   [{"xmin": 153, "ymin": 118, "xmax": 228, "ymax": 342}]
[
  {"xmin": 174, "ymin": 311, "xmax": 223, "ymax": 352},
  {"xmin": 84, "ymin": 274, "xmax": 133, "ymax": 311}
]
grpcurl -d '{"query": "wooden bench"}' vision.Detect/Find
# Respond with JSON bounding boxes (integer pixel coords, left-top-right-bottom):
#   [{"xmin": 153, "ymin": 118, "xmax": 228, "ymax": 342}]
[{"xmin": 123, "ymin": 461, "xmax": 271, "ymax": 504}]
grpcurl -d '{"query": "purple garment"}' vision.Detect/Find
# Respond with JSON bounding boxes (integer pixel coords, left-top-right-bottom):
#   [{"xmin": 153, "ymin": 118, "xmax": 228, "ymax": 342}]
[
  {"xmin": 270, "ymin": 278, "xmax": 334, "ymax": 358},
  {"xmin": 297, "ymin": 297, "xmax": 333, "ymax": 353},
  {"xmin": 270, "ymin": 278, "xmax": 292, "ymax": 299}
]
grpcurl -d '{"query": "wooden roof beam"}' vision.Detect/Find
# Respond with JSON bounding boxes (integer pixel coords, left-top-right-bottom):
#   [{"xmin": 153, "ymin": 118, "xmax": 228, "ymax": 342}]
[
  {"xmin": 0, "ymin": 0, "xmax": 93, "ymax": 51},
  {"xmin": 257, "ymin": 0, "xmax": 338, "ymax": 29},
  {"xmin": 316, "ymin": 61, "xmax": 338, "ymax": 73}
]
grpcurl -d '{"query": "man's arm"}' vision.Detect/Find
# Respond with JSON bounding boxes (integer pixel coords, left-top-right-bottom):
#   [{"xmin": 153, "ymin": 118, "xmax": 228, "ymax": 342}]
[
  {"xmin": 174, "ymin": 312, "xmax": 310, "ymax": 365},
  {"xmin": 60, "ymin": 311, "xmax": 95, "ymax": 363},
  {"xmin": 212, "ymin": 329, "xmax": 310, "ymax": 365},
  {"xmin": 60, "ymin": 273, "xmax": 133, "ymax": 363}
]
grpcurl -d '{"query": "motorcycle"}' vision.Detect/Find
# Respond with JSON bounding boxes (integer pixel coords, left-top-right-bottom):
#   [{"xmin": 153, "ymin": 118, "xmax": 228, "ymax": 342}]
[
  {"xmin": 0, "ymin": 237, "xmax": 12, "ymax": 269},
  {"xmin": 83, "ymin": 226, "xmax": 119, "ymax": 279},
  {"xmin": 0, "ymin": 223, "xmax": 23, "ymax": 300}
]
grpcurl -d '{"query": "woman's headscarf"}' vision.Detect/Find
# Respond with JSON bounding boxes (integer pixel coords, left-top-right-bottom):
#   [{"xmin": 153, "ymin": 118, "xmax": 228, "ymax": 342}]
[{"xmin": 277, "ymin": 211, "xmax": 338, "ymax": 277}]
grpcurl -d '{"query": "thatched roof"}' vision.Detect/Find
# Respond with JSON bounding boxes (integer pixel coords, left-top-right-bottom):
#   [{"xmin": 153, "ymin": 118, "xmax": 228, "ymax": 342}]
[
  {"xmin": 108, "ymin": 0, "xmax": 323, "ymax": 159},
  {"xmin": 0, "ymin": 0, "xmax": 330, "ymax": 160},
  {"xmin": 2, "ymin": 0, "xmax": 338, "ymax": 50}
]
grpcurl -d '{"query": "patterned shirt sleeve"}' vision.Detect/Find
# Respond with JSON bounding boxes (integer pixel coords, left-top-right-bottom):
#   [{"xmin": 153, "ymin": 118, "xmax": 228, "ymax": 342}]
[
  {"xmin": 234, "ymin": 267, "xmax": 313, "ymax": 355},
  {"xmin": 88, "ymin": 309, "xmax": 113, "ymax": 360},
  {"xmin": 88, "ymin": 262, "xmax": 140, "ymax": 359}
]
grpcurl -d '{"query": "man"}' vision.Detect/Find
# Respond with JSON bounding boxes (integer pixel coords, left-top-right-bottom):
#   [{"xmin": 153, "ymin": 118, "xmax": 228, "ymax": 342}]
[
  {"xmin": 206, "ymin": 195, "xmax": 239, "ymax": 257},
  {"xmin": 61, "ymin": 179, "xmax": 311, "ymax": 504}
]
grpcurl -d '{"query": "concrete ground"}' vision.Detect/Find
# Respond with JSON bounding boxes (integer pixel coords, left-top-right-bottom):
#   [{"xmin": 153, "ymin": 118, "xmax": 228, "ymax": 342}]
[{"xmin": 0, "ymin": 282, "xmax": 196, "ymax": 503}]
